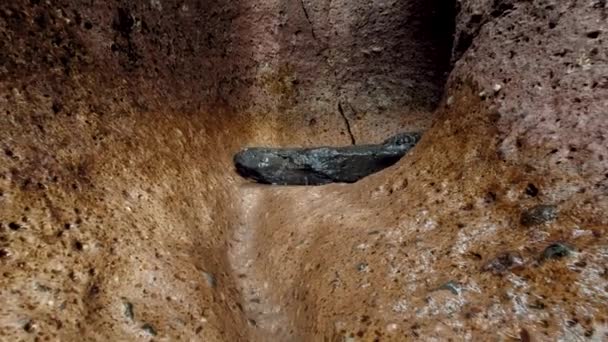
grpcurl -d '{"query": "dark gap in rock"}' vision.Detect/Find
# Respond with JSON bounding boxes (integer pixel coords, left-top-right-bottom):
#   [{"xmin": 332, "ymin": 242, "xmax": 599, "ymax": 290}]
[
  {"xmin": 73, "ymin": 240, "xmax": 83, "ymax": 251},
  {"xmin": 23, "ymin": 320, "xmax": 34, "ymax": 333},
  {"xmin": 52, "ymin": 101, "xmax": 62, "ymax": 114},
  {"xmin": 525, "ymin": 183, "xmax": 539, "ymax": 197},
  {"xmin": 429, "ymin": 0, "xmax": 458, "ymax": 88},
  {"xmin": 337, "ymin": 102, "xmax": 356, "ymax": 145},
  {"xmin": 113, "ymin": 8, "xmax": 134, "ymax": 37}
]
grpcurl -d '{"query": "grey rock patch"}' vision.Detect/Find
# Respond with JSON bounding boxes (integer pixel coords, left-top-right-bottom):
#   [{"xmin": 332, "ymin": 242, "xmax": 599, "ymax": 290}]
[
  {"xmin": 482, "ymin": 251, "xmax": 525, "ymax": 275},
  {"xmin": 520, "ymin": 204, "xmax": 558, "ymax": 227}
]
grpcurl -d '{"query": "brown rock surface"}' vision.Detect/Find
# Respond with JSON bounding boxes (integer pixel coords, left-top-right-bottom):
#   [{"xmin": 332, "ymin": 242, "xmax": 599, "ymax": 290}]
[{"xmin": 1, "ymin": 0, "xmax": 607, "ymax": 341}]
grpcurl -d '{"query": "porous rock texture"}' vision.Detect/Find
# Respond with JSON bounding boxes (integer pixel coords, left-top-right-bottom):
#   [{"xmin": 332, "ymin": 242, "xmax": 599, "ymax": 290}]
[{"xmin": 1, "ymin": 0, "xmax": 607, "ymax": 341}]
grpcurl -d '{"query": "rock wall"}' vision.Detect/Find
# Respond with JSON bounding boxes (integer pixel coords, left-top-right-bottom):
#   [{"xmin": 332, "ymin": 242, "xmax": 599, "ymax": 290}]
[
  {"xmin": 1, "ymin": 1, "xmax": 251, "ymax": 340},
  {"xmin": 261, "ymin": 0, "xmax": 456, "ymax": 142},
  {"xmin": 1, "ymin": 0, "xmax": 607, "ymax": 341},
  {"xmin": 452, "ymin": 0, "xmax": 608, "ymax": 178}
]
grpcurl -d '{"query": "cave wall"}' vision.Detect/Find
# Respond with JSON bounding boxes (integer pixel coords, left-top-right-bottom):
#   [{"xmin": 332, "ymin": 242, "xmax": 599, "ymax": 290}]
[
  {"xmin": 1, "ymin": 0, "xmax": 455, "ymax": 144},
  {"xmin": 0, "ymin": 1, "xmax": 252, "ymax": 340},
  {"xmin": 260, "ymin": 0, "xmax": 456, "ymax": 143},
  {"xmin": 0, "ymin": 0, "xmax": 246, "ymax": 110},
  {"xmin": 452, "ymin": 0, "xmax": 608, "ymax": 174}
]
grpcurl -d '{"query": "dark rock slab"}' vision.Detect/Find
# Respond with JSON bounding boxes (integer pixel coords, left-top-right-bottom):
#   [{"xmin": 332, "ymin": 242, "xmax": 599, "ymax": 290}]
[{"xmin": 234, "ymin": 132, "xmax": 421, "ymax": 185}]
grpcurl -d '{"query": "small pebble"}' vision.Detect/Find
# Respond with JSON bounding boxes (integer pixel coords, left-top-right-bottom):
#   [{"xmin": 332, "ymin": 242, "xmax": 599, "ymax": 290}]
[
  {"xmin": 142, "ymin": 323, "xmax": 157, "ymax": 336},
  {"xmin": 356, "ymin": 262, "xmax": 369, "ymax": 272},
  {"xmin": 386, "ymin": 323, "xmax": 399, "ymax": 332},
  {"xmin": 541, "ymin": 243, "xmax": 573, "ymax": 260},
  {"xmin": 23, "ymin": 320, "xmax": 35, "ymax": 333},
  {"xmin": 123, "ymin": 300, "xmax": 134, "ymax": 320},
  {"xmin": 446, "ymin": 96, "xmax": 454, "ymax": 106},
  {"xmin": 438, "ymin": 281, "xmax": 461, "ymax": 295},
  {"xmin": 524, "ymin": 183, "xmax": 539, "ymax": 197},
  {"xmin": 528, "ymin": 299, "xmax": 545, "ymax": 310},
  {"xmin": 520, "ymin": 204, "xmax": 558, "ymax": 227},
  {"xmin": 483, "ymin": 251, "xmax": 524, "ymax": 274},
  {"xmin": 203, "ymin": 272, "xmax": 217, "ymax": 288}
]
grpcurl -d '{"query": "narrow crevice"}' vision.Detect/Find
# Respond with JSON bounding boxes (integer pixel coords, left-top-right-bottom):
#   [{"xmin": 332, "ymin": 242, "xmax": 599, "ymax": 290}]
[
  {"xmin": 338, "ymin": 101, "xmax": 356, "ymax": 145},
  {"xmin": 451, "ymin": 0, "xmax": 516, "ymax": 65},
  {"xmin": 299, "ymin": 0, "xmax": 317, "ymax": 39}
]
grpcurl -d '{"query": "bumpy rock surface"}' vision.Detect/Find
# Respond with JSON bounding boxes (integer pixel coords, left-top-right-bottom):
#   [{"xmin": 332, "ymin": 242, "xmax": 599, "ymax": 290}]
[
  {"xmin": 1, "ymin": 0, "xmax": 607, "ymax": 341},
  {"xmin": 234, "ymin": 132, "xmax": 420, "ymax": 185}
]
